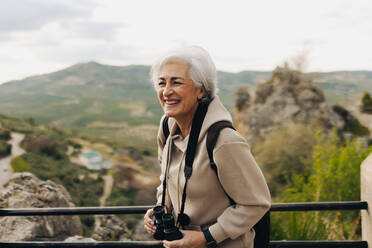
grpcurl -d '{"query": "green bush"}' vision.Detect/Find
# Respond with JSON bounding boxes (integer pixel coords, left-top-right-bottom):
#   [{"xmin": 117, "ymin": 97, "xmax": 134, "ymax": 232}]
[
  {"xmin": 0, "ymin": 141, "xmax": 12, "ymax": 158},
  {"xmin": 272, "ymin": 130, "xmax": 372, "ymax": 240},
  {"xmin": 106, "ymin": 187, "xmax": 137, "ymax": 206},
  {"xmin": 271, "ymin": 212, "xmax": 327, "ymax": 240},
  {"xmin": 11, "ymin": 156, "xmax": 31, "ymax": 172},
  {"xmin": 332, "ymin": 105, "xmax": 369, "ymax": 136},
  {"xmin": 253, "ymin": 123, "xmax": 318, "ymax": 197},
  {"xmin": 0, "ymin": 128, "xmax": 11, "ymax": 140},
  {"xmin": 80, "ymin": 216, "xmax": 95, "ymax": 236}
]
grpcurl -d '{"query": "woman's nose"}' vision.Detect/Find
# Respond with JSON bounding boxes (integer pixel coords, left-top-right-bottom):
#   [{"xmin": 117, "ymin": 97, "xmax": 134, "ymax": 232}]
[{"xmin": 163, "ymin": 83, "xmax": 173, "ymax": 97}]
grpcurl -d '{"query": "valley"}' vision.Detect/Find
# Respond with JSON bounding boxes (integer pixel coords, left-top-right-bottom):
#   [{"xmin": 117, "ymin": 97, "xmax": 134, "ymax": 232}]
[{"xmin": 0, "ymin": 62, "xmax": 370, "ymax": 154}]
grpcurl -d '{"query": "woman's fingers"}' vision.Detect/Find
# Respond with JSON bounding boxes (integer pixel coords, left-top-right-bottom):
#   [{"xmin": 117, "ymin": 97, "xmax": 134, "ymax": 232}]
[
  {"xmin": 143, "ymin": 209, "xmax": 156, "ymax": 235},
  {"xmin": 163, "ymin": 230, "xmax": 206, "ymax": 248}
]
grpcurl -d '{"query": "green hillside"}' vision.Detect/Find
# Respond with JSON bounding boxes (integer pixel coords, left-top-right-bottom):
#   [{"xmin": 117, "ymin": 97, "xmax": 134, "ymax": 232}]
[
  {"xmin": 310, "ymin": 71, "xmax": 372, "ymax": 105},
  {"xmin": 0, "ymin": 62, "xmax": 371, "ymax": 153}
]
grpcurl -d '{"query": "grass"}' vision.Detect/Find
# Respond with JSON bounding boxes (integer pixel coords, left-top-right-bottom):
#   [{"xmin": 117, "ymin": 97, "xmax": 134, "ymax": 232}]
[{"xmin": 11, "ymin": 156, "xmax": 31, "ymax": 172}]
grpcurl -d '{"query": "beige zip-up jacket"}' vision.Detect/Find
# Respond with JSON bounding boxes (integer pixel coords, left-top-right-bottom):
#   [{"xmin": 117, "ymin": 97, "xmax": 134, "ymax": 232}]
[{"xmin": 156, "ymin": 96, "xmax": 271, "ymax": 248}]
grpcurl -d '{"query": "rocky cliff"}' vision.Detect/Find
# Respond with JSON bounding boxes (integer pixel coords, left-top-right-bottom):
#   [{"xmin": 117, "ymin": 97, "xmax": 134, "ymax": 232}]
[
  {"xmin": 0, "ymin": 173, "xmax": 82, "ymax": 241},
  {"xmin": 0, "ymin": 172, "xmax": 138, "ymax": 242},
  {"xmin": 235, "ymin": 65, "xmax": 345, "ymax": 145}
]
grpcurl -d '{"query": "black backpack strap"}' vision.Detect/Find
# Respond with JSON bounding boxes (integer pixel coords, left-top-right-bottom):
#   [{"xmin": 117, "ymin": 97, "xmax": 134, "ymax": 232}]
[
  {"xmin": 162, "ymin": 116, "xmax": 170, "ymax": 146},
  {"xmin": 206, "ymin": 121, "xmax": 236, "ymax": 205},
  {"xmin": 253, "ymin": 211, "xmax": 270, "ymax": 248}
]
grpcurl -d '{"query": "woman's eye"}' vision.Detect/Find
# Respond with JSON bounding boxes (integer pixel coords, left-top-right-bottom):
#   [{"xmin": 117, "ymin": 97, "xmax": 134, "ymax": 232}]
[
  {"xmin": 158, "ymin": 81, "xmax": 166, "ymax": 86},
  {"xmin": 173, "ymin": 81, "xmax": 182, "ymax": 85}
]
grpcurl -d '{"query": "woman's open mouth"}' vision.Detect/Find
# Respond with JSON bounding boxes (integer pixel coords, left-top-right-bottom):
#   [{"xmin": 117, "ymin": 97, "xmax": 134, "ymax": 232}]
[{"xmin": 165, "ymin": 100, "xmax": 180, "ymax": 106}]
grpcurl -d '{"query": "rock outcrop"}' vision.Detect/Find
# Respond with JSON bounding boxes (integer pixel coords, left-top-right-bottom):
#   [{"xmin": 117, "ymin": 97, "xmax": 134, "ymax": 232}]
[
  {"xmin": 133, "ymin": 219, "xmax": 153, "ymax": 241},
  {"xmin": 64, "ymin": 236, "xmax": 96, "ymax": 242},
  {"xmin": 92, "ymin": 215, "xmax": 131, "ymax": 241},
  {"xmin": 0, "ymin": 173, "xmax": 82, "ymax": 241},
  {"xmin": 236, "ymin": 65, "xmax": 345, "ymax": 144}
]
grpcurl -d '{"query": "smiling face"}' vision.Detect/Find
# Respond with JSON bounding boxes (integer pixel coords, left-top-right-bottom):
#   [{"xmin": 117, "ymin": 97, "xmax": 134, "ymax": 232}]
[{"xmin": 156, "ymin": 61, "xmax": 205, "ymax": 128}]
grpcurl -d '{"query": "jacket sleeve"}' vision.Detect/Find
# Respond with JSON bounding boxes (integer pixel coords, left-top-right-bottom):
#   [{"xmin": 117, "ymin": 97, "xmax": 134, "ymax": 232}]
[{"xmin": 208, "ymin": 130, "xmax": 271, "ymax": 243}]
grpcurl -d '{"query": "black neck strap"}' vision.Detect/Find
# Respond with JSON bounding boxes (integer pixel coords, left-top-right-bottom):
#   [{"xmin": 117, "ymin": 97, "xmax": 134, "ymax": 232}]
[{"xmin": 161, "ymin": 99, "xmax": 210, "ymax": 227}]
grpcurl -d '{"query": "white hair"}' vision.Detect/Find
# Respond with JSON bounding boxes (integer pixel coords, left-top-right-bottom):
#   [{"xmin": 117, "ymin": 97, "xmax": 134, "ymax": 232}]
[{"xmin": 150, "ymin": 45, "xmax": 218, "ymax": 100}]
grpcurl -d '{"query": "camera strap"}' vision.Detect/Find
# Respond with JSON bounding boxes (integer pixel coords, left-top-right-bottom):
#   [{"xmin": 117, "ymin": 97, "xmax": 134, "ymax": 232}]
[
  {"xmin": 178, "ymin": 100, "xmax": 209, "ymax": 226},
  {"xmin": 160, "ymin": 99, "xmax": 210, "ymax": 227}
]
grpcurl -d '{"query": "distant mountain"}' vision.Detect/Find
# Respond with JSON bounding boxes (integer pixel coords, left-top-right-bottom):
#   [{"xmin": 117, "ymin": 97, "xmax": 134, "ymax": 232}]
[
  {"xmin": 310, "ymin": 71, "xmax": 372, "ymax": 104},
  {"xmin": 0, "ymin": 62, "xmax": 158, "ymax": 126},
  {"xmin": 0, "ymin": 62, "xmax": 371, "ymax": 129}
]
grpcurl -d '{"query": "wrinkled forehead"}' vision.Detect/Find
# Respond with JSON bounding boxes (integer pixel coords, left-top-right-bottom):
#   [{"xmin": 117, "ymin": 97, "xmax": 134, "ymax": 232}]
[{"xmin": 158, "ymin": 60, "xmax": 191, "ymax": 79}]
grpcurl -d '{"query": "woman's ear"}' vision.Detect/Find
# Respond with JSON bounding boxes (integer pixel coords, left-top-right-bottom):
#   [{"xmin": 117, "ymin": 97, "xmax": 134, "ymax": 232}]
[{"xmin": 197, "ymin": 86, "xmax": 206, "ymax": 101}]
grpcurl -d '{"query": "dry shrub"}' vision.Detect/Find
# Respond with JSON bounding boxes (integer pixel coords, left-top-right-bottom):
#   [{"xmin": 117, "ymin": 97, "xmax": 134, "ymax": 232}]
[
  {"xmin": 253, "ymin": 123, "xmax": 318, "ymax": 197},
  {"xmin": 23, "ymin": 134, "xmax": 63, "ymax": 159}
]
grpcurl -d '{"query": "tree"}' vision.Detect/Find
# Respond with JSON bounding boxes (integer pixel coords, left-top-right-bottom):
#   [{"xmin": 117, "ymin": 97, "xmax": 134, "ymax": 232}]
[
  {"xmin": 23, "ymin": 134, "xmax": 63, "ymax": 159},
  {"xmin": 0, "ymin": 141, "xmax": 12, "ymax": 158},
  {"xmin": 361, "ymin": 92, "xmax": 372, "ymax": 114},
  {"xmin": 24, "ymin": 117, "xmax": 36, "ymax": 126},
  {"xmin": 0, "ymin": 128, "xmax": 11, "ymax": 140},
  {"xmin": 235, "ymin": 86, "xmax": 250, "ymax": 111}
]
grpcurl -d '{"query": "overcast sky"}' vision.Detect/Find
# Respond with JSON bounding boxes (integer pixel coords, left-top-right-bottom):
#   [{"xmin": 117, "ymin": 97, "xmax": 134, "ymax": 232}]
[{"xmin": 1, "ymin": 0, "xmax": 372, "ymax": 83}]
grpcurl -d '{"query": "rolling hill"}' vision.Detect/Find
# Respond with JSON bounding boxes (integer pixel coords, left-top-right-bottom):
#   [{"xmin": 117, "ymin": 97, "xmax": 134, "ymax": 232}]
[{"xmin": 0, "ymin": 62, "xmax": 371, "ymax": 152}]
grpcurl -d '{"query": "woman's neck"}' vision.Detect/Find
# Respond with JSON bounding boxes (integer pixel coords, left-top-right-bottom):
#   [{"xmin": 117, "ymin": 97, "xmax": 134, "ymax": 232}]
[
  {"xmin": 174, "ymin": 104, "xmax": 199, "ymax": 138},
  {"xmin": 176, "ymin": 119, "xmax": 192, "ymax": 138}
]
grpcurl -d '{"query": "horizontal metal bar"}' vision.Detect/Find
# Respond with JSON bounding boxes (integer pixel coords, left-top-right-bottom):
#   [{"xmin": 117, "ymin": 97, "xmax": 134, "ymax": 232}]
[
  {"xmin": 0, "ymin": 206, "xmax": 153, "ymax": 216},
  {"xmin": 0, "ymin": 242, "xmax": 163, "ymax": 248},
  {"xmin": 0, "ymin": 201, "xmax": 367, "ymax": 216},
  {"xmin": 0, "ymin": 241, "xmax": 367, "ymax": 248},
  {"xmin": 270, "ymin": 201, "xmax": 368, "ymax": 212},
  {"xmin": 269, "ymin": 241, "xmax": 368, "ymax": 248}
]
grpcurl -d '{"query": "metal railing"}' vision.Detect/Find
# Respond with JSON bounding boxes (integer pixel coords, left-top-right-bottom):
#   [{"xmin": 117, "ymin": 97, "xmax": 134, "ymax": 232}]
[{"xmin": 0, "ymin": 201, "xmax": 368, "ymax": 248}]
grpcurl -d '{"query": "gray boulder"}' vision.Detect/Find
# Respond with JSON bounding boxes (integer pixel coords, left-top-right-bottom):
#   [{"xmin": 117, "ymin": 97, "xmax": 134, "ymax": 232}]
[
  {"xmin": 0, "ymin": 173, "xmax": 82, "ymax": 241},
  {"xmin": 91, "ymin": 215, "xmax": 131, "ymax": 241},
  {"xmin": 132, "ymin": 219, "xmax": 153, "ymax": 241},
  {"xmin": 64, "ymin": 235, "xmax": 96, "ymax": 242}
]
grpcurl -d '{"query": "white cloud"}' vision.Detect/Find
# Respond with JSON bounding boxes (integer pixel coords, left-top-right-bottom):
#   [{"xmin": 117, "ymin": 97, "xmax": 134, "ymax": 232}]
[
  {"xmin": 0, "ymin": 0, "xmax": 372, "ymax": 83},
  {"xmin": 0, "ymin": 0, "xmax": 95, "ymax": 34}
]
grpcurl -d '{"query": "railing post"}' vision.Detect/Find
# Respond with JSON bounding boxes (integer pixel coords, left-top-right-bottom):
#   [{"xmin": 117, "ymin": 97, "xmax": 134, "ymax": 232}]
[{"xmin": 361, "ymin": 153, "xmax": 372, "ymax": 247}]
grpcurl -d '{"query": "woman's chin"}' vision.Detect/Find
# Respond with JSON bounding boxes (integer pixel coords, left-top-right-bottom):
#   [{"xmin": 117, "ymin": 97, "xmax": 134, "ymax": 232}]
[
  {"xmin": 164, "ymin": 109, "xmax": 178, "ymax": 118},
  {"xmin": 164, "ymin": 112, "xmax": 176, "ymax": 118}
]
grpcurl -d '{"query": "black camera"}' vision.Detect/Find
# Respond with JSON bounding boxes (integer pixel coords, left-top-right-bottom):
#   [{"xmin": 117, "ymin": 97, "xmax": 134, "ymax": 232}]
[{"xmin": 151, "ymin": 206, "xmax": 183, "ymax": 241}]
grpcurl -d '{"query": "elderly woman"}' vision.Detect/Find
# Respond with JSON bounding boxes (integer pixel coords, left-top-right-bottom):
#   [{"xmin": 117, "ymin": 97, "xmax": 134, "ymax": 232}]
[{"xmin": 144, "ymin": 46, "xmax": 271, "ymax": 248}]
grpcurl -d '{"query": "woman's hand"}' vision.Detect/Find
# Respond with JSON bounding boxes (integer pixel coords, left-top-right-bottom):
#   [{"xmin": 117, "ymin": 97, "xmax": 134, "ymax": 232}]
[
  {"xmin": 163, "ymin": 230, "xmax": 206, "ymax": 248},
  {"xmin": 143, "ymin": 208, "xmax": 156, "ymax": 235}
]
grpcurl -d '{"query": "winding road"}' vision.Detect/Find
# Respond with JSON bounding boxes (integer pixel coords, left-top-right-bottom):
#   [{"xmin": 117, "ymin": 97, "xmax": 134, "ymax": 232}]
[{"xmin": 0, "ymin": 132, "xmax": 25, "ymax": 188}]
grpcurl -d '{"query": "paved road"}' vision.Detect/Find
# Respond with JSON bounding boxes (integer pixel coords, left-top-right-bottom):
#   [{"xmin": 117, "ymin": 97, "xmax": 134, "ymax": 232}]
[
  {"xmin": 99, "ymin": 174, "xmax": 114, "ymax": 207},
  {"xmin": 0, "ymin": 132, "xmax": 25, "ymax": 188},
  {"xmin": 95, "ymin": 174, "xmax": 114, "ymax": 229}
]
